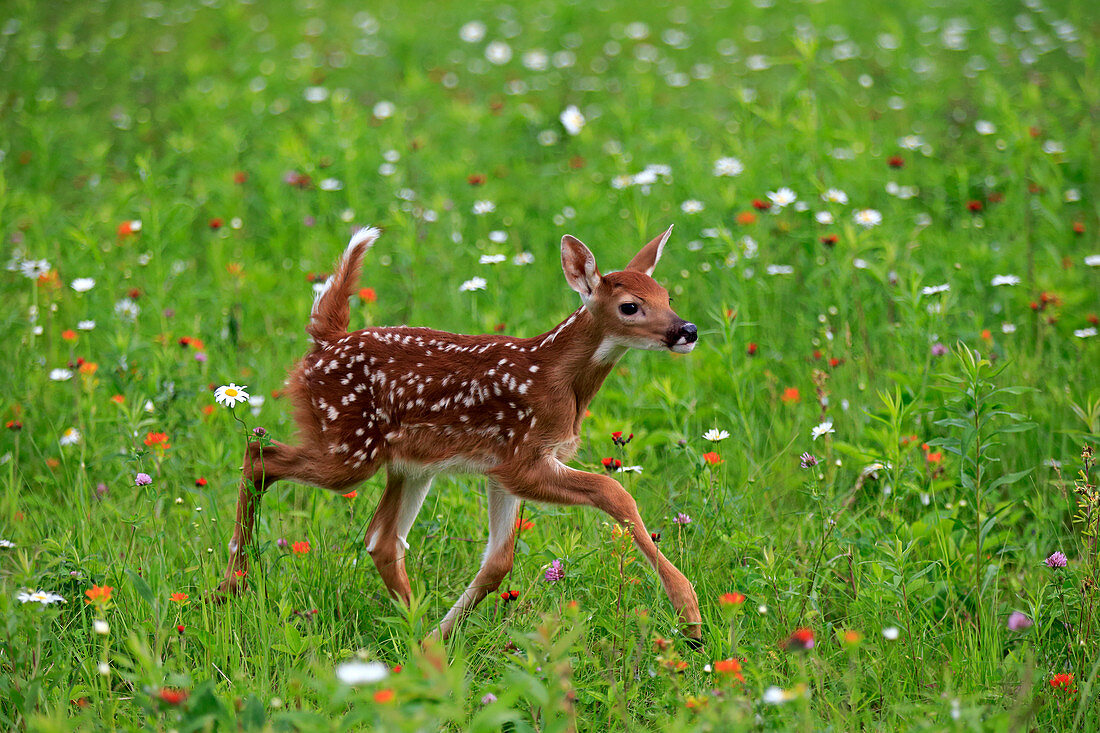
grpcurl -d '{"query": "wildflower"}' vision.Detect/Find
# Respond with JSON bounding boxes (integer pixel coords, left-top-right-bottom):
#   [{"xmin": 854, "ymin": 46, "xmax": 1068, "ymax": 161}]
[
  {"xmin": 611, "ymin": 431, "xmax": 633, "ymax": 446},
  {"xmin": 480, "ymin": 254, "xmax": 506, "ymax": 265},
  {"xmin": 1046, "ymin": 551, "xmax": 1067, "ymax": 568},
  {"xmin": 177, "ymin": 624, "xmax": 185, "ymax": 634},
  {"xmin": 169, "ymin": 592, "xmax": 189, "ymax": 604},
  {"xmin": 762, "ymin": 683, "xmax": 809, "ymax": 704},
  {"xmin": 853, "ymin": 209, "xmax": 883, "ymax": 227},
  {"xmin": 1074, "ymin": 328, "xmax": 1097, "ymax": 339},
  {"xmin": 135, "ymin": 473, "xmax": 152, "ymax": 486},
  {"xmin": 292, "ymin": 541, "xmax": 311, "ymax": 554},
  {"xmin": 114, "ymin": 298, "xmax": 140, "ymax": 320},
  {"xmin": 70, "ymin": 277, "xmax": 95, "ymax": 292},
  {"xmin": 888, "ymin": 155, "xmax": 905, "ymax": 168},
  {"xmin": 781, "ymin": 387, "xmax": 801, "ymax": 404},
  {"xmin": 882, "ymin": 626, "xmax": 900, "ymax": 640},
  {"xmin": 459, "ymin": 277, "xmax": 487, "ymax": 292},
  {"xmin": 342, "ymin": 490, "xmax": 357, "ymax": 499},
  {"xmin": 143, "ymin": 432, "xmax": 170, "ymax": 450},
  {"xmin": 799, "ymin": 452, "xmax": 819, "ymax": 468},
  {"xmin": 751, "ymin": 198, "xmax": 770, "ymax": 210},
  {"xmin": 967, "ymin": 200, "xmax": 983, "ymax": 212},
  {"xmin": 714, "ymin": 658, "xmax": 744, "ymax": 682},
  {"xmin": 703, "ymin": 428, "xmax": 729, "ymax": 442},
  {"xmin": 746, "ymin": 342, "xmax": 757, "ymax": 356},
  {"xmin": 814, "ymin": 211, "xmax": 834, "ymax": 225},
  {"xmin": 811, "ymin": 420, "xmax": 834, "ymax": 440},
  {"xmin": 77, "ymin": 320, "xmax": 96, "ymax": 330},
  {"xmin": 545, "ymin": 559, "xmax": 565, "ymax": 582},
  {"xmin": 85, "ymin": 585, "xmax": 112, "ymax": 606},
  {"xmin": 922, "ymin": 283, "xmax": 950, "ymax": 296},
  {"xmin": 841, "ymin": 630, "xmax": 862, "ymax": 646},
  {"xmin": 991, "ymin": 274, "xmax": 1020, "ymax": 286},
  {"xmin": 214, "ymin": 384, "xmax": 249, "ymax": 407},
  {"xmin": 1049, "ymin": 673, "xmax": 1075, "ymax": 692},
  {"xmin": 337, "ymin": 660, "xmax": 389, "ymax": 685},
  {"xmin": 680, "ymin": 199, "xmax": 705, "ymax": 214},
  {"xmin": 93, "ymin": 619, "xmax": 110, "ymax": 635},
  {"xmin": 719, "ymin": 592, "xmax": 746, "ymax": 607},
  {"xmin": 515, "ymin": 516, "xmax": 534, "ymax": 531},
  {"xmin": 559, "ymin": 105, "xmax": 585, "ymax": 135},
  {"xmin": 500, "ymin": 589, "xmax": 519, "ymax": 602},
  {"xmin": 931, "ymin": 343, "xmax": 948, "ymax": 357},
  {"xmin": 117, "ymin": 220, "xmax": 142, "ymax": 237},
  {"xmin": 784, "ymin": 628, "xmax": 815, "ymax": 650},
  {"xmin": 672, "ymin": 512, "xmax": 692, "ymax": 525},
  {"xmin": 0, "ymin": 539, "xmax": 14, "ymax": 548},
  {"xmin": 736, "ymin": 211, "xmax": 757, "ymax": 225},
  {"xmin": 713, "ymin": 157, "xmax": 744, "ymax": 176},
  {"xmin": 276, "ymin": 538, "xmax": 289, "ymax": 548},
  {"xmin": 767, "ymin": 188, "xmax": 797, "ymax": 208},
  {"xmin": 481, "ymin": 692, "xmax": 498, "ymax": 705},
  {"xmin": 601, "ymin": 457, "xmax": 623, "ymax": 471},
  {"xmin": 702, "ymin": 451, "xmax": 723, "ymax": 465},
  {"xmin": 158, "ymin": 688, "xmax": 189, "ymax": 706},
  {"xmin": 1007, "ymin": 612, "xmax": 1032, "ymax": 631},
  {"xmin": 650, "ymin": 531, "xmax": 661, "ymax": 544},
  {"xmin": 513, "ymin": 252, "xmax": 534, "ymax": 266},
  {"xmin": 18, "ymin": 590, "xmax": 67, "ymax": 604},
  {"xmin": 1085, "ymin": 254, "xmax": 1100, "ymax": 267},
  {"xmin": 485, "ymin": 40, "xmax": 512, "ymax": 65},
  {"xmin": 49, "ymin": 368, "xmax": 73, "ymax": 382},
  {"xmin": 975, "ymin": 120, "xmax": 996, "ymax": 135}
]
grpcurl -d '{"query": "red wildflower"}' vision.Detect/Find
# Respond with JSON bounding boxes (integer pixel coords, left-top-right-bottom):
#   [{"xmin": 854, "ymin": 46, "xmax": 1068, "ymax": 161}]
[
  {"xmin": 736, "ymin": 211, "xmax": 757, "ymax": 225},
  {"xmin": 784, "ymin": 628, "xmax": 815, "ymax": 651},
  {"xmin": 821, "ymin": 234, "xmax": 838, "ymax": 246},
  {"xmin": 1049, "ymin": 673, "xmax": 1075, "ymax": 692},
  {"xmin": 234, "ymin": 171, "xmax": 248, "ymax": 184},
  {"xmin": 1073, "ymin": 221, "xmax": 1085, "ymax": 234},
  {"xmin": 515, "ymin": 516, "xmax": 534, "ymax": 532},
  {"xmin": 746, "ymin": 342, "xmax": 757, "ymax": 356},
  {"xmin": 62, "ymin": 329, "xmax": 77, "ymax": 341},
  {"xmin": 467, "ymin": 174, "xmax": 486, "ymax": 186},
  {"xmin": 713, "ymin": 658, "xmax": 744, "ymax": 682},
  {"xmin": 781, "ymin": 387, "xmax": 801, "ymax": 404},
  {"xmin": 611, "ymin": 431, "xmax": 633, "ymax": 446},
  {"xmin": 966, "ymin": 200, "xmax": 983, "ymax": 212},
  {"xmin": 887, "ymin": 155, "xmax": 904, "ymax": 168},
  {"xmin": 144, "ymin": 432, "xmax": 170, "ymax": 450},
  {"xmin": 926, "ymin": 452, "xmax": 943, "ymax": 464},
  {"xmin": 373, "ymin": 688, "xmax": 395, "ymax": 703},
  {"xmin": 719, "ymin": 592, "xmax": 746, "ymax": 607},
  {"xmin": 195, "ymin": 477, "xmax": 207, "ymax": 487},
  {"xmin": 292, "ymin": 541, "xmax": 310, "ymax": 554},
  {"xmin": 169, "ymin": 592, "xmax": 189, "ymax": 604},
  {"xmin": 702, "ymin": 451, "xmax": 723, "ymax": 465},
  {"xmin": 209, "ymin": 218, "xmax": 224, "ymax": 229},
  {"xmin": 359, "ymin": 287, "xmax": 377, "ymax": 303},
  {"xmin": 117, "ymin": 221, "xmax": 136, "ymax": 237},
  {"xmin": 177, "ymin": 624, "xmax": 185, "ymax": 634},
  {"xmin": 158, "ymin": 688, "xmax": 189, "ymax": 705},
  {"xmin": 85, "ymin": 585, "xmax": 113, "ymax": 606},
  {"xmin": 751, "ymin": 198, "xmax": 770, "ymax": 210},
  {"xmin": 6, "ymin": 420, "xmax": 22, "ymax": 430},
  {"xmin": 601, "ymin": 457, "xmax": 622, "ymax": 471},
  {"xmin": 828, "ymin": 357, "xmax": 842, "ymax": 368}
]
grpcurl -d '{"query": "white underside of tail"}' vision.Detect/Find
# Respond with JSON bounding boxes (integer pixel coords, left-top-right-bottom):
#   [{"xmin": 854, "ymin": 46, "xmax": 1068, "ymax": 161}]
[{"xmin": 309, "ymin": 226, "xmax": 382, "ymax": 331}]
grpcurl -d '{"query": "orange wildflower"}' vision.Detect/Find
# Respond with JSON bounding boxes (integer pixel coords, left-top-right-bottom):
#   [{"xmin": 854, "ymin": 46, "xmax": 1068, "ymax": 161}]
[
  {"xmin": 85, "ymin": 585, "xmax": 113, "ymax": 606},
  {"xmin": 110, "ymin": 394, "xmax": 124, "ymax": 404},
  {"xmin": 79, "ymin": 362, "xmax": 98, "ymax": 375},
  {"xmin": 373, "ymin": 688, "xmax": 395, "ymax": 703},
  {"xmin": 781, "ymin": 387, "xmax": 801, "ymax": 404},
  {"xmin": 292, "ymin": 540, "xmax": 311, "ymax": 554},
  {"xmin": 169, "ymin": 593, "xmax": 189, "ymax": 604},
  {"xmin": 144, "ymin": 432, "xmax": 170, "ymax": 450},
  {"xmin": 342, "ymin": 490, "xmax": 357, "ymax": 499},
  {"xmin": 736, "ymin": 211, "xmax": 757, "ymax": 225},
  {"xmin": 714, "ymin": 658, "xmax": 744, "ymax": 682},
  {"xmin": 702, "ymin": 451, "xmax": 723, "ymax": 465},
  {"xmin": 62, "ymin": 329, "xmax": 77, "ymax": 341},
  {"xmin": 359, "ymin": 287, "xmax": 377, "ymax": 303},
  {"xmin": 719, "ymin": 592, "xmax": 746, "ymax": 606}
]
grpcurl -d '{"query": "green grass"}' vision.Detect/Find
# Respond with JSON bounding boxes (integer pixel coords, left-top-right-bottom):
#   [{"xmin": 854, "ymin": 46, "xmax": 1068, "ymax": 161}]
[{"xmin": 1, "ymin": 0, "xmax": 1098, "ymax": 729}]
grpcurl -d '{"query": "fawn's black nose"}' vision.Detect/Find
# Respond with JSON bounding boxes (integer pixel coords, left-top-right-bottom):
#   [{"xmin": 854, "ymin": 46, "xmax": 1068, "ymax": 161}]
[{"xmin": 680, "ymin": 322, "xmax": 698, "ymax": 343}]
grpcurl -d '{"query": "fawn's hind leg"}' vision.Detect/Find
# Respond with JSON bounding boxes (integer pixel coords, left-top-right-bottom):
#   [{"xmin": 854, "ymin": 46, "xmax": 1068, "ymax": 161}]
[
  {"xmin": 365, "ymin": 469, "xmax": 433, "ymax": 604},
  {"xmin": 214, "ymin": 440, "xmax": 373, "ymax": 597}
]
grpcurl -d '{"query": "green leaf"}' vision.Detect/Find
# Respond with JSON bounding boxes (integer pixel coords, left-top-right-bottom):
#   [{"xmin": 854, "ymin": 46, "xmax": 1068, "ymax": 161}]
[{"xmin": 988, "ymin": 468, "xmax": 1034, "ymax": 491}]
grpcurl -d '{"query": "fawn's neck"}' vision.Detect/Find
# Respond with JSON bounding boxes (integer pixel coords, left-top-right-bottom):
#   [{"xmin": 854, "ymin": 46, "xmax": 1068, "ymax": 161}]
[{"xmin": 536, "ymin": 306, "xmax": 625, "ymax": 421}]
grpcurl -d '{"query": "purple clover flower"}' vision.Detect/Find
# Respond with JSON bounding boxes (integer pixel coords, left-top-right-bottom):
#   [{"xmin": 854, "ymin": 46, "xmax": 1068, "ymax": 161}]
[
  {"xmin": 799, "ymin": 452, "xmax": 819, "ymax": 468},
  {"xmin": 673, "ymin": 512, "xmax": 692, "ymax": 525},
  {"xmin": 544, "ymin": 559, "xmax": 564, "ymax": 582},
  {"xmin": 135, "ymin": 472, "xmax": 152, "ymax": 486},
  {"xmin": 931, "ymin": 343, "xmax": 948, "ymax": 356},
  {"xmin": 1007, "ymin": 611, "xmax": 1033, "ymax": 631},
  {"xmin": 1045, "ymin": 551, "xmax": 1068, "ymax": 569}
]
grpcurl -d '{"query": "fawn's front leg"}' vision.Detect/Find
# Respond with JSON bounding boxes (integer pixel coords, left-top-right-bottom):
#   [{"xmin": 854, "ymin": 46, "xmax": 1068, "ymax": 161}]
[{"xmin": 495, "ymin": 457, "xmax": 702, "ymax": 642}]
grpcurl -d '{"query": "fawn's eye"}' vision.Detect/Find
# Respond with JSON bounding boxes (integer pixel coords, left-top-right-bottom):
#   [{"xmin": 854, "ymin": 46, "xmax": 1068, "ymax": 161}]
[{"xmin": 619, "ymin": 302, "xmax": 639, "ymax": 316}]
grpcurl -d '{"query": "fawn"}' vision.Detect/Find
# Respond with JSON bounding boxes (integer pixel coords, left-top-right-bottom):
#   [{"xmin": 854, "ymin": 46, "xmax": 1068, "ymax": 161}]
[{"xmin": 216, "ymin": 225, "xmax": 702, "ymax": 643}]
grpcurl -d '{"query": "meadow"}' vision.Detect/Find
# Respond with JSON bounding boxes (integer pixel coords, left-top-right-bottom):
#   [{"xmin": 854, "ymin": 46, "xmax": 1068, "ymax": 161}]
[{"xmin": 1, "ymin": 0, "xmax": 1098, "ymax": 729}]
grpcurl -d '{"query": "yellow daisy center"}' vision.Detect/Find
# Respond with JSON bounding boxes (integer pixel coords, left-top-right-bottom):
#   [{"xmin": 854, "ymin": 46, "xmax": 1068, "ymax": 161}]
[{"xmin": 225, "ymin": 388, "xmax": 237, "ymax": 397}]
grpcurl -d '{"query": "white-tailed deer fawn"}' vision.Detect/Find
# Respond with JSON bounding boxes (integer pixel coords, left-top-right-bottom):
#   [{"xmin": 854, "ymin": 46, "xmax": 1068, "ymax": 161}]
[{"xmin": 216, "ymin": 225, "xmax": 702, "ymax": 643}]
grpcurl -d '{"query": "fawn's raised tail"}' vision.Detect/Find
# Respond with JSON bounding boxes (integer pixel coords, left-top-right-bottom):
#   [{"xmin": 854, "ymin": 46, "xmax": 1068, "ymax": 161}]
[{"xmin": 306, "ymin": 226, "xmax": 381, "ymax": 349}]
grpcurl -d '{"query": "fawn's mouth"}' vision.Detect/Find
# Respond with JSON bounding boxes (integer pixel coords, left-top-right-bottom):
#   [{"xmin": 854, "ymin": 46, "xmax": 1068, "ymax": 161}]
[{"xmin": 669, "ymin": 337, "xmax": 697, "ymax": 354}]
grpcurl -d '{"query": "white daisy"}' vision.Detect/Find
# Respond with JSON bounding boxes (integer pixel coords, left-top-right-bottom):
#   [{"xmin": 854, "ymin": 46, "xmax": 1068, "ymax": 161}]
[
  {"xmin": 70, "ymin": 277, "xmax": 96, "ymax": 292},
  {"xmin": 303, "ymin": 86, "xmax": 329, "ymax": 103},
  {"xmin": 811, "ymin": 420, "xmax": 835, "ymax": 440},
  {"xmin": 472, "ymin": 200, "xmax": 495, "ymax": 215},
  {"xmin": 19, "ymin": 259, "xmax": 51, "ymax": 279},
  {"xmin": 559, "ymin": 105, "xmax": 585, "ymax": 135},
  {"xmin": 814, "ymin": 211, "xmax": 834, "ymax": 225},
  {"xmin": 488, "ymin": 230, "xmax": 507, "ymax": 243},
  {"xmin": 59, "ymin": 427, "xmax": 81, "ymax": 446},
  {"xmin": 1001, "ymin": 323, "xmax": 1016, "ymax": 334},
  {"xmin": 991, "ymin": 275, "xmax": 1020, "ymax": 286},
  {"xmin": 766, "ymin": 264, "xmax": 794, "ymax": 275},
  {"xmin": 17, "ymin": 589, "xmax": 66, "ymax": 605},
  {"xmin": 922, "ymin": 283, "xmax": 950, "ymax": 296},
  {"xmin": 703, "ymin": 428, "xmax": 730, "ymax": 442},
  {"xmin": 93, "ymin": 619, "xmax": 110, "ymax": 635},
  {"xmin": 77, "ymin": 320, "xmax": 96, "ymax": 330},
  {"xmin": 513, "ymin": 252, "xmax": 534, "ymax": 266},
  {"xmin": 0, "ymin": 539, "xmax": 14, "ymax": 548},
  {"xmin": 214, "ymin": 384, "xmax": 250, "ymax": 408},
  {"xmin": 1084, "ymin": 254, "xmax": 1100, "ymax": 267},
  {"xmin": 114, "ymin": 298, "xmax": 140, "ymax": 321},
  {"xmin": 680, "ymin": 199, "xmax": 704, "ymax": 214},
  {"xmin": 822, "ymin": 188, "xmax": 849, "ymax": 204},
  {"xmin": 713, "ymin": 157, "xmax": 744, "ymax": 177},
  {"xmin": 1075, "ymin": 328, "xmax": 1097, "ymax": 339},
  {"xmin": 479, "ymin": 254, "xmax": 506, "ymax": 264},
  {"xmin": 459, "ymin": 21, "xmax": 486, "ymax": 43},
  {"xmin": 336, "ymin": 660, "xmax": 389, "ymax": 685},
  {"xmin": 975, "ymin": 120, "xmax": 996, "ymax": 135},
  {"xmin": 882, "ymin": 626, "xmax": 900, "ymax": 640},
  {"xmin": 459, "ymin": 277, "xmax": 487, "ymax": 292},
  {"xmin": 485, "ymin": 40, "xmax": 512, "ymax": 65},
  {"xmin": 767, "ymin": 187, "xmax": 797, "ymax": 208},
  {"xmin": 319, "ymin": 178, "xmax": 344, "ymax": 191},
  {"xmin": 49, "ymin": 368, "xmax": 73, "ymax": 381},
  {"xmin": 853, "ymin": 209, "xmax": 882, "ymax": 228}
]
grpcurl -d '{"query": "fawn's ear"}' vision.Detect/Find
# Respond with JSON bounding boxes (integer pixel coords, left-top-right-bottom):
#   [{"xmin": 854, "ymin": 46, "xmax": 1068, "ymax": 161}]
[
  {"xmin": 561, "ymin": 235, "xmax": 602, "ymax": 303},
  {"xmin": 625, "ymin": 225, "xmax": 673, "ymax": 277}
]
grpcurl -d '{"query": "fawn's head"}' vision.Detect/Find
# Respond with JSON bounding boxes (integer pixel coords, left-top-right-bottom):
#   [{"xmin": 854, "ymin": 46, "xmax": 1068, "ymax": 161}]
[{"xmin": 561, "ymin": 226, "xmax": 697, "ymax": 358}]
